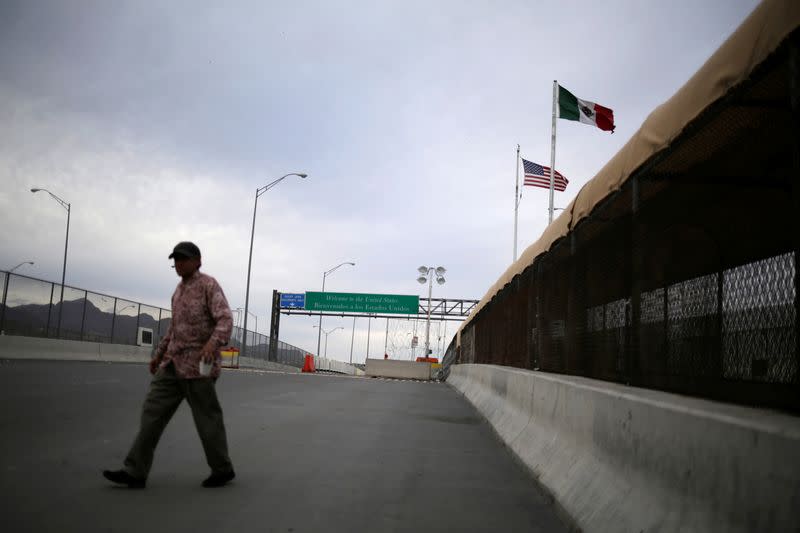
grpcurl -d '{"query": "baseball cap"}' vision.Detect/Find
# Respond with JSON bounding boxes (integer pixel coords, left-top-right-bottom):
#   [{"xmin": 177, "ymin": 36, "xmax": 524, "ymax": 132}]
[{"xmin": 168, "ymin": 241, "xmax": 201, "ymax": 259}]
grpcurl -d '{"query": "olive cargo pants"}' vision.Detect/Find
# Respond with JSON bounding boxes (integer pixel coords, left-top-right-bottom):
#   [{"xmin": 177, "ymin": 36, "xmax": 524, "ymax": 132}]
[{"xmin": 123, "ymin": 363, "xmax": 233, "ymax": 479}]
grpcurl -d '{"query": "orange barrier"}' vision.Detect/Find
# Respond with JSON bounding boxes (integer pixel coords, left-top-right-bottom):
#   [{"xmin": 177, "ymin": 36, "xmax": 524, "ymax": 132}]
[
  {"xmin": 415, "ymin": 357, "xmax": 439, "ymax": 364},
  {"xmin": 302, "ymin": 354, "xmax": 316, "ymax": 373},
  {"xmin": 221, "ymin": 347, "xmax": 239, "ymax": 368}
]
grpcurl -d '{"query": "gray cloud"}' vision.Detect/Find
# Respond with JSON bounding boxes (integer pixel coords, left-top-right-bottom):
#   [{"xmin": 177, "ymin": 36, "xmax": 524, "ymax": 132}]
[{"xmin": 0, "ymin": 0, "xmax": 760, "ymax": 360}]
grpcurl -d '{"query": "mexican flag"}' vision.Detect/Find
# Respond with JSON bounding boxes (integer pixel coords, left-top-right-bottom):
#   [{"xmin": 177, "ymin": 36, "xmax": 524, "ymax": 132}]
[{"xmin": 558, "ymin": 85, "xmax": 615, "ymax": 132}]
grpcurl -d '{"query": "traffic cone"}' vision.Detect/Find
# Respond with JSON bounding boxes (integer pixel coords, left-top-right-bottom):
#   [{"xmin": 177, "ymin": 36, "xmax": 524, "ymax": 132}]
[{"xmin": 302, "ymin": 354, "xmax": 316, "ymax": 373}]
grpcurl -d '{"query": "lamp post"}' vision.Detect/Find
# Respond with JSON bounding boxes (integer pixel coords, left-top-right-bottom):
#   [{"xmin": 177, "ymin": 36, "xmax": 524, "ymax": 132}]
[
  {"xmin": 230, "ymin": 308, "xmax": 246, "ymax": 346},
  {"xmin": 416, "ymin": 265, "xmax": 446, "ymax": 359},
  {"xmin": 242, "ymin": 173, "xmax": 307, "ymax": 358},
  {"xmin": 349, "ymin": 316, "xmax": 357, "ymax": 365},
  {"xmin": 1, "ymin": 261, "xmax": 35, "ymax": 332},
  {"xmin": 31, "ymin": 188, "xmax": 70, "ymax": 337},
  {"xmin": 8, "ymin": 261, "xmax": 34, "ymax": 274},
  {"xmin": 316, "ymin": 261, "xmax": 355, "ymax": 357},
  {"xmin": 110, "ymin": 303, "xmax": 137, "ymax": 345},
  {"xmin": 236, "ymin": 307, "xmax": 257, "ymax": 335},
  {"xmin": 314, "ymin": 325, "xmax": 343, "ymax": 359}
]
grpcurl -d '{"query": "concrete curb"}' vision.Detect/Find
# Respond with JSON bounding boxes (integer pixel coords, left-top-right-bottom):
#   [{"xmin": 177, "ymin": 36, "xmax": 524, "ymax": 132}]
[{"xmin": 447, "ymin": 364, "xmax": 800, "ymax": 533}]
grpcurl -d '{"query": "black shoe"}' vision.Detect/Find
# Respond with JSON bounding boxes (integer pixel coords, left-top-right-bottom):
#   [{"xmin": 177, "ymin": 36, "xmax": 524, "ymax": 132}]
[
  {"xmin": 202, "ymin": 470, "xmax": 235, "ymax": 488},
  {"xmin": 103, "ymin": 469, "xmax": 146, "ymax": 488}
]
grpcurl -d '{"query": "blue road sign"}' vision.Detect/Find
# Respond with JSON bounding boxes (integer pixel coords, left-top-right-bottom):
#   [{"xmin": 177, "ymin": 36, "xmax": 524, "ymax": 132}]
[{"xmin": 280, "ymin": 293, "xmax": 306, "ymax": 309}]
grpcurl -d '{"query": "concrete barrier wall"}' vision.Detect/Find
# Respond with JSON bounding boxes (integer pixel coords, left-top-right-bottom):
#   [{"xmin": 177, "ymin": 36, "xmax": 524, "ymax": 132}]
[
  {"xmin": 447, "ymin": 364, "xmax": 800, "ymax": 533},
  {"xmin": 314, "ymin": 356, "xmax": 365, "ymax": 376},
  {"xmin": 0, "ymin": 334, "xmax": 153, "ymax": 363},
  {"xmin": 365, "ymin": 359, "xmax": 431, "ymax": 380},
  {"xmin": 239, "ymin": 356, "xmax": 300, "ymax": 373},
  {"xmin": 0, "ymin": 335, "xmax": 301, "ymax": 373}
]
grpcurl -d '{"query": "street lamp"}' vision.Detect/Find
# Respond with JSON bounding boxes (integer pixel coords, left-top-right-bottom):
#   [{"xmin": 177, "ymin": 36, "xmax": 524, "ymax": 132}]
[
  {"xmin": 316, "ymin": 261, "xmax": 355, "ymax": 357},
  {"xmin": 31, "ymin": 188, "xmax": 70, "ymax": 337},
  {"xmin": 1, "ymin": 261, "xmax": 35, "ymax": 331},
  {"xmin": 235, "ymin": 307, "xmax": 257, "ymax": 336},
  {"xmin": 242, "ymin": 172, "xmax": 307, "ymax": 358},
  {"xmin": 8, "ymin": 261, "xmax": 34, "ymax": 274},
  {"xmin": 349, "ymin": 316, "xmax": 357, "ymax": 365},
  {"xmin": 416, "ymin": 265, "xmax": 446, "ymax": 360},
  {"xmin": 110, "ymin": 303, "xmax": 138, "ymax": 343},
  {"xmin": 314, "ymin": 325, "xmax": 343, "ymax": 359}
]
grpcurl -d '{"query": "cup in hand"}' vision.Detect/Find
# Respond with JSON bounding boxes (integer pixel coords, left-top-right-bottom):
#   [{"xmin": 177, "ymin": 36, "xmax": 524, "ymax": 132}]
[{"xmin": 199, "ymin": 359, "xmax": 212, "ymax": 377}]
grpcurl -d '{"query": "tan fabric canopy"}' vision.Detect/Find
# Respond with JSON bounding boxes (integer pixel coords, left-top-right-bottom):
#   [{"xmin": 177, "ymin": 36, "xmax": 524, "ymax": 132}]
[{"xmin": 458, "ymin": 0, "xmax": 800, "ymax": 338}]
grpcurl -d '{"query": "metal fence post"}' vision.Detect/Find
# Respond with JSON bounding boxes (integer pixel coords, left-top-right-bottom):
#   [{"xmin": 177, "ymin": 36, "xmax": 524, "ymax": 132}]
[
  {"xmin": 134, "ymin": 303, "xmax": 142, "ymax": 345},
  {"xmin": 45, "ymin": 284, "xmax": 54, "ymax": 338},
  {"xmin": 567, "ymin": 232, "xmax": 580, "ymax": 374},
  {"xmin": 109, "ymin": 298, "xmax": 118, "ymax": 343},
  {"xmin": 156, "ymin": 308, "xmax": 162, "ymax": 339},
  {"xmin": 0, "ymin": 272, "xmax": 9, "ymax": 333},
  {"xmin": 536, "ymin": 261, "xmax": 544, "ymax": 370},
  {"xmin": 790, "ymin": 37, "xmax": 800, "ymax": 388},
  {"xmin": 268, "ymin": 289, "xmax": 280, "ymax": 362},
  {"xmin": 79, "ymin": 289, "xmax": 88, "ymax": 340},
  {"xmin": 629, "ymin": 176, "xmax": 643, "ymax": 386},
  {"xmin": 715, "ymin": 269, "xmax": 724, "ymax": 380},
  {"xmin": 527, "ymin": 266, "xmax": 537, "ymax": 370},
  {"xmin": 664, "ymin": 282, "xmax": 670, "ymax": 366}
]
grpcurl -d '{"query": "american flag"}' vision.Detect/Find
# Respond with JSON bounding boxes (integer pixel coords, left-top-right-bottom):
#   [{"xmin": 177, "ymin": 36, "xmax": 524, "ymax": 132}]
[{"xmin": 522, "ymin": 158, "xmax": 568, "ymax": 191}]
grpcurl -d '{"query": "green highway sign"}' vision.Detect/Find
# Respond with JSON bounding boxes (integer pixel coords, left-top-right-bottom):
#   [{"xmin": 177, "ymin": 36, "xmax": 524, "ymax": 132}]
[{"xmin": 305, "ymin": 292, "xmax": 419, "ymax": 314}]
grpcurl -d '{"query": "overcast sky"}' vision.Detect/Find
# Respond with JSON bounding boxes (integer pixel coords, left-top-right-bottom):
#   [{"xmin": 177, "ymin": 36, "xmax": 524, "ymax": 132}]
[{"xmin": 0, "ymin": 0, "xmax": 760, "ymax": 363}]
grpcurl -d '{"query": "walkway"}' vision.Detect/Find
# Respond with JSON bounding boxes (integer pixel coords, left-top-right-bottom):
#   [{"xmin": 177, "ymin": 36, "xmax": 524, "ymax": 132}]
[{"xmin": 0, "ymin": 360, "xmax": 568, "ymax": 532}]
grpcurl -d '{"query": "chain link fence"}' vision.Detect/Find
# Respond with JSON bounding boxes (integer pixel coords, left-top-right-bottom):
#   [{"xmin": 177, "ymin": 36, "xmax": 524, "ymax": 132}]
[
  {"xmin": 452, "ymin": 177, "xmax": 799, "ymax": 411},
  {"xmin": 0, "ymin": 271, "xmax": 307, "ymax": 369}
]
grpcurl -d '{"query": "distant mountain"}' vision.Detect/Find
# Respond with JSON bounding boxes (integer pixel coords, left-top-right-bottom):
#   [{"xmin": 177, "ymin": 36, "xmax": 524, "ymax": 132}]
[{"xmin": 0, "ymin": 299, "xmax": 170, "ymax": 344}]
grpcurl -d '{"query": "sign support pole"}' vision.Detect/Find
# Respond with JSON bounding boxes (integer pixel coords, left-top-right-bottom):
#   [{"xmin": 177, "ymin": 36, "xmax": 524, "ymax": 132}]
[{"xmin": 268, "ymin": 289, "xmax": 280, "ymax": 362}]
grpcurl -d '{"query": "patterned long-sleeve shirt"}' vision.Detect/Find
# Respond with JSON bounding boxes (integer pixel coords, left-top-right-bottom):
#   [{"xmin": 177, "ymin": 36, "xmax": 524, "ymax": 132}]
[{"xmin": 155, "ymin": 270, "xmax": 233, "ymax": 379}]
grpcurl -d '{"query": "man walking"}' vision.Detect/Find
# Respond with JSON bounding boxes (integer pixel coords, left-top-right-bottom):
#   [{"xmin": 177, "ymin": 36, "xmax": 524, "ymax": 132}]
[{"xmin": 103, "ymin": 241, "xmax": 236, "ymax": 488}]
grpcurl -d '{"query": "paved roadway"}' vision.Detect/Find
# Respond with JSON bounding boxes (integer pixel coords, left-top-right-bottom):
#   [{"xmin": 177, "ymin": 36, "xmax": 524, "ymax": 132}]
[{"xmin": 0, "ymin": 360, "xmax": 568, "ymax": 533}]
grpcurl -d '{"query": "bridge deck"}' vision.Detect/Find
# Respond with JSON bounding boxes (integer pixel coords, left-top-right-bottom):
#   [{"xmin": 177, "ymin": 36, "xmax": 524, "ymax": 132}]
[{"xmin": 0, "ymin": 360, "xmax": 568, "ymax": 532}]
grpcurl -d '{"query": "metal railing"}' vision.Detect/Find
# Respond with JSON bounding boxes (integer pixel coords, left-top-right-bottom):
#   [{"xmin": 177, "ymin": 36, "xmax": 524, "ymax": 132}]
[
  {"xmin": 227, "ymin": 325, "xmax": 306, "ymax": 368},
  {"xmin": 0, "ymin": 271, "xmax": 308, "ymax": 369}
]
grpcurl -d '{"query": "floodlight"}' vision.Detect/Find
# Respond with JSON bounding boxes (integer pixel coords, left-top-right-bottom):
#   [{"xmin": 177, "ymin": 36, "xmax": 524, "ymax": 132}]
[
  {"xmin": 436, "ymin": 276, "xmax": 446, "ymax": 285},
  {"xmin": 417, "ymin": 276, "xmax": 427, "ymax": 284},
  {"xmin": 435, "ymin": 266, "xmax": 447, "ymax": 276},
  {"xmin": 418, "ymin": 266, "xmax": 429, "ymax": 274}
]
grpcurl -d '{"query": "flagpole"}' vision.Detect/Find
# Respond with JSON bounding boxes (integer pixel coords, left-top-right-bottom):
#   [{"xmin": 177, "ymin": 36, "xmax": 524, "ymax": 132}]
[
  {"xmin": 513, "ymin": 144, "xmax": 520, "ymax": 262},
  {"xmin": 549, "ymin": 80, "xmax": 558, "ymax": 224}
]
